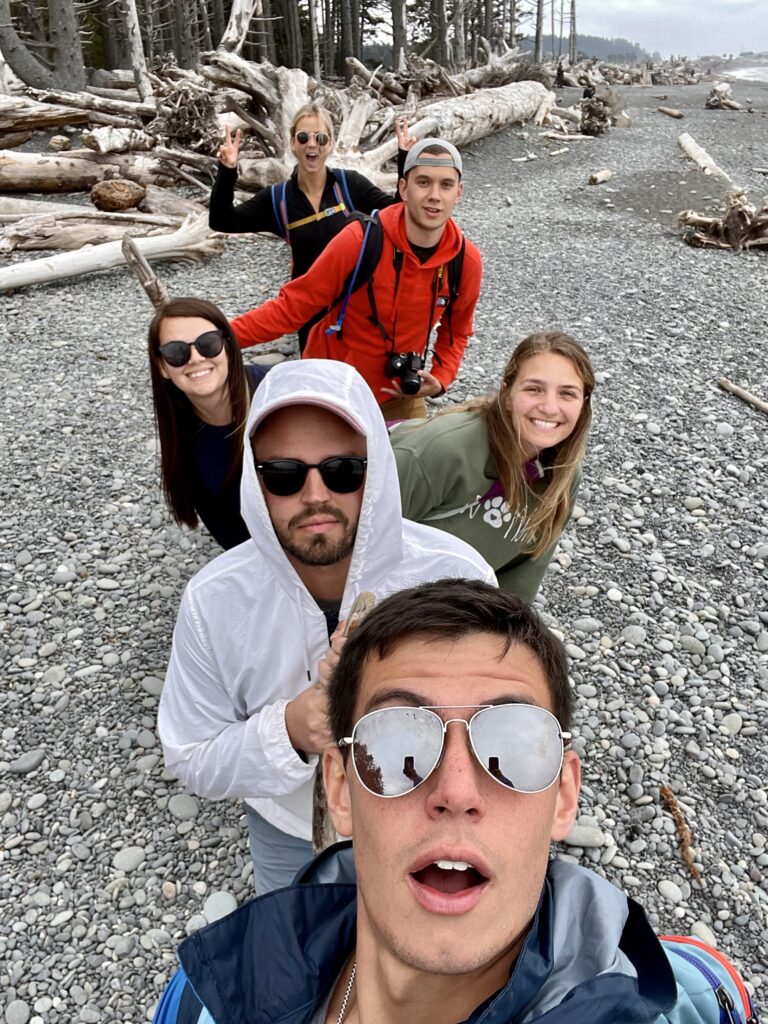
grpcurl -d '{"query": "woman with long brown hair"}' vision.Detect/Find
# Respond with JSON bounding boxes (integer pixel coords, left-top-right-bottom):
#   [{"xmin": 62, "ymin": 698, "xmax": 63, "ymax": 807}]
[
  {"xmin": 391, "ymin": 332, "xmax": 594, "ymax": 599},
  {"xmin": 147, "ymin": 297, "xmax": 267, "ymax": 549}
]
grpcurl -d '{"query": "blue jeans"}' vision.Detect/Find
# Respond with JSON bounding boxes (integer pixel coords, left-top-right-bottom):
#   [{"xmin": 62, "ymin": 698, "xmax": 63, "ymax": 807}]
[{"xmin": 243, "ymin": 803, "xmax": 314, "ymax": 895}]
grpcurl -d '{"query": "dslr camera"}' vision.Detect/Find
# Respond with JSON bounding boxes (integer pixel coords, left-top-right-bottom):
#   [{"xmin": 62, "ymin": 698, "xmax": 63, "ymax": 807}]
[{"xmin": 384, "ymin": 351, "xmax": 424, "ymax": 396}]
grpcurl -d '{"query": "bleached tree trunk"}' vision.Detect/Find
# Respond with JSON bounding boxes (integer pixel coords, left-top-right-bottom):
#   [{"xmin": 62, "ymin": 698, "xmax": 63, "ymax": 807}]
[
  {"xmin": 219, "ymin": 0, "xmax": 257, "ymax": 52},
  {"xmin": 123, "ymin": 0, "xmax": 154, "ymax": 100},
  {"xmin": 307, "ymin": 0, "xmax": 322, "ymax": 80},
  {"xmin": 392, "ymin": 0, "xmax": 408, "ymax": 72},
  {"xmin": 0, "ymin": 150, "xmax": 121, "ymax": 192},
  {"xmin": 0, "ymin": 215, "xmax": 224, "ymax": 293},
  {"xmin": 569, "ymin": 0, "xmax": 577, "ymax": 64},
  {"xmin": 534, "ymin": 0, "xmax": 544, "ymax": 62},
  {"xmin": 453, "ymin": 0, "xmax": 466, "ymax": 68}
]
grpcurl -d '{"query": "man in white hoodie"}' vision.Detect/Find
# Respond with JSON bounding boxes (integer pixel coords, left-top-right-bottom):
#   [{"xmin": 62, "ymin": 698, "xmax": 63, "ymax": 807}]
[{"xmin": 158, "ymin": 359, "xmax": 495, "ymax": 893}]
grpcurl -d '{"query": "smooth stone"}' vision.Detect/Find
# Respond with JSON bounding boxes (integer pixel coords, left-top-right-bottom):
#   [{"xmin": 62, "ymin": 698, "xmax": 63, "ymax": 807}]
[
  {"xmin": 27, "ymin": 793, "xmax": 46, "ymax": 810},
  {"xmin": 112, "ymin": 846, "xmax": 146, "ymax": 872},
  {"xmin": 140, "ymin": 676, "xmax": 164, "ymax": 697},
  {"xmin": 691, "ymin": 920, "xmax": 718, "ymax": 947},
  {"xmin": 680, "ymin": 636, "xmax": 705, "ymax": 656},
  {"xmin": 52, "ymin": 567, "xmax": 77, "ymax": 584},
  {"xmin": 683, "ymin": 497, "xmax": 702, "ymax": 510},
  {"xmin": 564, "ymin": 824, "xmax": 605, "ymax": 848},
  {"xmin": 9, "ymin": 749, "xmax": 45, "ymax": 774},
  {"xmin": 96, "ymin": 578, "xmax": 120, "ymax": 590},
  {"xmin": 715, "ymin": 422, "xmax": 734, "ymax": 437},
  {"xmin": 658, "ymin": 879, "xmax": 683, "ymax": 903},
  {"xmin": 622, "ymin": 625, "xmax": 646, "ymax": 645},
  {"xmin": 573, "ymin": 617, "xmax": 602, "ymax": 633},
  {"xmin": 203, "ymin": 891, "xmax": 238, "ymax": 923},
  {"xmin": 16, "ymin": 551, "xmax": 33, "ymax": 567},
  {"xmin": 722, "ymin": 713, "xmax": 743, "ymax": 736},
  {"xmin": 5, "ymin": 1002, "xmax": 31, "ymax": 1024},
  {"xmin": 168, "ymin": 794, "xmax": 199, "ymax": 821},
  {"xmin": 0, "ymin": 792, "xmax": 13, "ymax": 814},
  {"xmin": 42, "ymin": 666, "xmax": 66, "ymax": 685},
  {"xmin": 606, "ymin": 588, "xmax": 622, "ymax": 602}
]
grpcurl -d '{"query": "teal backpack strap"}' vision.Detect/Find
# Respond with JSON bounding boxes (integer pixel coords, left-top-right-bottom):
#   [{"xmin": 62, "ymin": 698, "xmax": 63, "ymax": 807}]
[{"xmin": 660, "ymin": 936, "xmax": 759, "ymax": 1024}]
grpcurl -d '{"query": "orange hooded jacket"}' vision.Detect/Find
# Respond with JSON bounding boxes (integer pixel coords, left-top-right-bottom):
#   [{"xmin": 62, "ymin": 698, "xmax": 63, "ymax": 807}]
[{"xmin": 231, "ymin": 203, "xmax": 482, "ymax": 404}]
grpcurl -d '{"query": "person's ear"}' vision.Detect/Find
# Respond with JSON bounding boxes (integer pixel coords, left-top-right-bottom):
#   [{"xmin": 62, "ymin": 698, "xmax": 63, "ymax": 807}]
[
  {"xmin": 550, "ymin": 750, "xmax": 580, "ymax": 841},
  {"xmin": 324, "ymin": 747, "xmax": 353, "ymax": 837},
  {"xmin": 398, "ymin": 176, "xmax": 407, "ymax": 201},
  {"xmin": 456, "ymin": 180, "xmax": 464, "ymax": 201}
]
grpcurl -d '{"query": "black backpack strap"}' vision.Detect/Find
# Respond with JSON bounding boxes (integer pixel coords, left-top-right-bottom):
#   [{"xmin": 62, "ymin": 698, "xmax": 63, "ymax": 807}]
[{"xmin": 325, "ymin": 212, "xmax": 383, "ymax": 337}]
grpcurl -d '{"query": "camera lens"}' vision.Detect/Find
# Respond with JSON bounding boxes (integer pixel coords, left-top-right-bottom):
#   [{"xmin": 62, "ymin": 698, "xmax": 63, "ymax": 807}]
[{"xmin": 400, "ymin": 373, "xmax": 422, "ymax": 396}]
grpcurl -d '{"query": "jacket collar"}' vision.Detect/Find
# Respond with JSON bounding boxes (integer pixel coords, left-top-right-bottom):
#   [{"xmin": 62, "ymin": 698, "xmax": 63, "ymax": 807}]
[{"xmin": 178, "ymin": 846, "xmax": 676, "ymax": 1024}]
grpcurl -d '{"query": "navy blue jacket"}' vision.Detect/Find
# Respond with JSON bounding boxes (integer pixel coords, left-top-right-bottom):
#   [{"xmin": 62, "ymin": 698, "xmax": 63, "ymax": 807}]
[{"xmin": 153, "ymin": 844, "xmax": 683, "ymax": 1024}]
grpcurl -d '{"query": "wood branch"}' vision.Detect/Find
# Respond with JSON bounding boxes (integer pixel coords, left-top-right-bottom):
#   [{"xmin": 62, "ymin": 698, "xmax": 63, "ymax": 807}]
[
  {"xmin": 336, "ymin": 93, "xmax": 379, "ymax": 152},
  {"xmin": 678, "ymin": 189, "xmax": 768, "ymax": 250},
  {"xmin": 0, "ymin": 214, "xmax": 223, "ymax": 293},
  {"xmin": 718, "ymin": 378, "xmax": 768, "ymax": 415},
  {"xmin": 589, "ymin": 169, "xmax": 613, "ymax": 185},
  {"xmin": 81, "ymin": 126, "xmax": 155, "ymax": 154},
  {"xmin": 0, "ymin": 212, "xmax": 179, "ymax": 252},
  {"xmin": 219, "ymin": 96, "xmax": 280, "ymax": 153},
  {"xmin": 677, "ymin": 133, "xmax": 734, "ymax": 187},
  {"xmin": 551, "ymin": 105, "xmax": 581, "ymax": 124},
  {"xmin": 0, "ymin": 150, "xmax": 121, "ymax": 192},
  {"xmin": 346, "ymin": 56, "xmax": 406, "ymax": 102},
  {"xmin": 159, "ymin": 160, "xmax": 212, "ymax": 194},
  {"xmin": 27, "ymin": 87, "xmax": 156, "ymax": 120},
  {"xmin": 0, "ymin": 196, "xmax": 84, "ymax": 219},
  {"xmin": 122, "ymin": 234, "xmax": 170, "ymax": 310},
  {"xmin": 0, "ymin": 95, "xmax": 89, "ymax": 132},
  {"xmin": 139, "ymin": 184, "xmax": 207, "ymax": 218},
  {"xmin": 657, "ymin": 106, "xmax": 684, "ymax": 119}
]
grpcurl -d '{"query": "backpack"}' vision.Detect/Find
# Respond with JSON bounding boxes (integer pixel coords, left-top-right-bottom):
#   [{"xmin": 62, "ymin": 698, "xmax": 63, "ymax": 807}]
[
  {"xmin": 324, "ymin": 211, "xmax": 466, "ymax": 351},
  {"xmin": 660, "ymin": 936, "xmax": 759, "ymax": 1023},
  {"xmin": 269, "ymin": 168, "xmax": 355, "ymax": 242}
]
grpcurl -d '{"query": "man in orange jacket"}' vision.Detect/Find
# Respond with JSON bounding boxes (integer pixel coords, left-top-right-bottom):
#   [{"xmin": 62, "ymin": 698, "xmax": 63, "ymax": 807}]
[{"xmin": 231, "ymin": 138, "xmax": 483, "ymax": 419}]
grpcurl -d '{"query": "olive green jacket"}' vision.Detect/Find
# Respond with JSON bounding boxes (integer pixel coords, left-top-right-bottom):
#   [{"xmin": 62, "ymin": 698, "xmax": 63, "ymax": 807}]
[{"xmin": 392, "ymin": 411, "xmax": 580, "ymax": 601}]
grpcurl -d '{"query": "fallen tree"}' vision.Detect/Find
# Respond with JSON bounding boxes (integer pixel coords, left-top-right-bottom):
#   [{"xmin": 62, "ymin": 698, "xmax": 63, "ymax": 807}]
[
  {"xmin": 705, "ymin": 82, "xmax": 741, "ymax": 111},
  {"xmin": 677, "ymin": 133, "xmax": 734, "ymax": 187},
  {"xmin": 0, "ymin": 214, "xmax": 223, "ymax": 292},
  {"xmin": 0, "ymin": 209, "xmax": 181, "ymax": 252}
]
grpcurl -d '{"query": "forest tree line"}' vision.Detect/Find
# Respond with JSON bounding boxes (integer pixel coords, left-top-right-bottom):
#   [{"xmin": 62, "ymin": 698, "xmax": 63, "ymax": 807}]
[{"xmin": 0, "ymin": 0, "xmax": 593, "ymax": 92}]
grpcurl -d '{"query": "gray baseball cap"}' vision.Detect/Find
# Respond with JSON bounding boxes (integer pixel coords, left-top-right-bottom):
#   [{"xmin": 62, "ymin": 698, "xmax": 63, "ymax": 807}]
[{"xmin": 402, "ymin": 137, "xmax": 463, "ymax": 178}]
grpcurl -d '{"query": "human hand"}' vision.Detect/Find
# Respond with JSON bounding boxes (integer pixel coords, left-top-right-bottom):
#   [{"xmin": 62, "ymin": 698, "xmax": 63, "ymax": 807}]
[
  {"xmin": 317, "ymin": 623, "xmax": 349, "ymax": 689},
  {"xmin": 381, "ymin": 369, "xmax": 444, "ymax": 401},
  {"xmin": 395, "ymin": 117, "xmax": 415, "ymax": 151},
  {"xmin": 285, "ymin": 682, "xmax": 333, "ymax": 756},
  {"xmin": 217, "ymin": 126, "xmax": 241, "ymax": 168}
]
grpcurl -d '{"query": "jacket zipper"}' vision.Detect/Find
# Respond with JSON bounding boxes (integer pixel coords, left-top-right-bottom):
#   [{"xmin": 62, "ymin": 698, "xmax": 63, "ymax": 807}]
[{"xmin": 661, "ymin": 935, "xmax": 758, "ymax": 1023}]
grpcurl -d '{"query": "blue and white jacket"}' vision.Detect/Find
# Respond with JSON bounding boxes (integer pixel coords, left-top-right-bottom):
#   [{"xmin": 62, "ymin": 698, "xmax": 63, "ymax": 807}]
[{"xmin": 153, "ymin": 844, "xmax": 758, "ymax": 1024}]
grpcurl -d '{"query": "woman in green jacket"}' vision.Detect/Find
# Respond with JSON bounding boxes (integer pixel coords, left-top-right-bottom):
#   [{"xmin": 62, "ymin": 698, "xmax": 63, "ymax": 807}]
[{"xmin": 391, "ymin": 331, "xmax": 595, "ymax": 600}]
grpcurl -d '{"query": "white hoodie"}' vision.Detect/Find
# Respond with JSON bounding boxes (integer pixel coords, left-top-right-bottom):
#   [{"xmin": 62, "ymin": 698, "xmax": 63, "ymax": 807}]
[{"xmin": 158, "ymin": 360, "xmax": 496, "ymax": 839}]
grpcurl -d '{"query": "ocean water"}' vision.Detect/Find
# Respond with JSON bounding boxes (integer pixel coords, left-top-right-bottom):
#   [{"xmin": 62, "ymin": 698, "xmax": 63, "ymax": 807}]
[{"xmin": 728, "ymin": 66, "xmax": 768, "ymax": 82}]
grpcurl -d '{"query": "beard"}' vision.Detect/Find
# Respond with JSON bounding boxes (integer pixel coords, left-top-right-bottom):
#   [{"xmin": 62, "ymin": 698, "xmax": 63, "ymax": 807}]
[{"xmin": 274, "ymin": 502, "xmax": 358, "ymax": 567}]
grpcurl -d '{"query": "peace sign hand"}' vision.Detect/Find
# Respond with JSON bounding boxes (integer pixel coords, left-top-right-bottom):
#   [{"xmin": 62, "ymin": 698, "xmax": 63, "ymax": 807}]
[{"xmin": 217, "ymin": 126, "xmax": 241, "ymax": 169}]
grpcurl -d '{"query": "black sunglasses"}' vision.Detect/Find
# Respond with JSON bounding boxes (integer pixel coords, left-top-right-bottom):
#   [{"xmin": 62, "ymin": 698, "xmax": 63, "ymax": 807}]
[
  {"xmin": 158, "ymin": 330, "xmax": 225, "ymax": 368},
  {"xmin": 255, "ymin": 456, "xmax": 367, "ymax": 496},
  {"xmin": 295, "ymin": 130, "xmax": 330, "ymax": 147},
  {"xmin": 339, "ymin": 704, "xmax": 570, "ymax": 798}
]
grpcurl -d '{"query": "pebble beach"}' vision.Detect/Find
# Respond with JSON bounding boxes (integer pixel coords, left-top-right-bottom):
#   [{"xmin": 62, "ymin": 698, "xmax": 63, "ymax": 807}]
[{"xmin": 2, "ymin": 77, "xmax": 767, "ymax": 1021}]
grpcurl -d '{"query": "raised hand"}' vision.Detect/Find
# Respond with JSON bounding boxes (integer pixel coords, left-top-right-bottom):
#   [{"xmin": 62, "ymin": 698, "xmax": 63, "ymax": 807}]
[
  {"xmin": 217, "ymin": 125, "xmax": 242, "ymax": 169},
  {"xmin": 395, "ymin": 116, "xmax": 415, "ymax": 151}
]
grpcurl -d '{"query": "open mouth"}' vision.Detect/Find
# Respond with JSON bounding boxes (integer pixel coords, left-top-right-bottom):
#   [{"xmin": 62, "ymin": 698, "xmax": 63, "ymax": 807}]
[{"xmin": 410, "ymin": 859, "xmax": 488, "ymax": 894}]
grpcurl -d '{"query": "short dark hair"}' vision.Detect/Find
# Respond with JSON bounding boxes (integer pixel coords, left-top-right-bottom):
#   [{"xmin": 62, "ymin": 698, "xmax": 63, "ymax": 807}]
[{"xmin": 328, "ymin": 579, "xmax": 573, "ymax": 741}]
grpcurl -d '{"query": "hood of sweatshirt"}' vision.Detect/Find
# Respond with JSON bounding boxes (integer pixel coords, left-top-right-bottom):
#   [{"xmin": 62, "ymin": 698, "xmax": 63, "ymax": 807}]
[{"xmin": 240, "ymin": 358, "xmax": 404, "ymax": 609}]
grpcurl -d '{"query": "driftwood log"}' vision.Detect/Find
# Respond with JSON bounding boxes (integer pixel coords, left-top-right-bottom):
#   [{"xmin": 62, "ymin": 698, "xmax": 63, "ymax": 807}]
[
  {"xmin": 122, "ymin": 234, "xmax": 170, "ymax": 309},
  {"xmin": 589, "ymin": 169, "xmax": 613, "ymax": 185},
  {"xmin": 0, "ymin": 210, "xmax": 180, "ymax": 252},
  {"xmin": 0, "ymin": 214, "xmax": 223, "ymax": 292},
  {"xmin": 678, "ymin": 190, "xmax": 768, "ymax": 250},
  {"xmin": 705, "ymin": 82, "xmax": 741, "ymax": 111},
  {"xmin": 677, "ymin": 133, "xmax": 734, "ymax": 187},
  {"xmin": 658, "ymin": 107, "xmax": 684, "ymax": 119},
  {"xmin": 718, "ymin": 378, "xmax": 768, "ymax": 415}
]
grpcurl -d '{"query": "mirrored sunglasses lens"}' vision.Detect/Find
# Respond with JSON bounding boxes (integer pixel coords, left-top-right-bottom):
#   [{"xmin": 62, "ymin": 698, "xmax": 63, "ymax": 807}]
[
  {"xmin": 471, "ymin": 705, "xmax": 563, "ymax": 793},
  {"xmin": 259, "ymin": 461, "xmax": 307, "ymax": 496},
  {"xmin": 295, "ymin": 130, "xmax": 329, "ymax": 146},
  {"xmin": 353, "ymin": 708, "xmax": 443, "ymax": 796},
  {"xmin": 196, "ymin": 330, "xmax": 224, "ymax": 358},
  {"xmin": 315, "ymin": 132, "xmax": 329, "ymax": 146},
  {"xmin": 320, "ymin": 458, "xmax": 365, "ymax": 493},
  {"xmin": 158, "ymin": 343, "xmax": 190, "ymax": 367}
]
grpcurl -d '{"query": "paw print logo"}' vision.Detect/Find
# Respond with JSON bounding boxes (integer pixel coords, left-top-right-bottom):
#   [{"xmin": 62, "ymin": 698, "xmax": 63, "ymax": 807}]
[{"xmin": 482, "ymin": 496, "xmax": 513, "ymax": 529}]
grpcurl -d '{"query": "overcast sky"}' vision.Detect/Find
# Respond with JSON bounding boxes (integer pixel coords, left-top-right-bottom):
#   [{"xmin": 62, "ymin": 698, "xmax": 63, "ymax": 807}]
[{"xmin": 575, "ymin": 0, "xmax": 768, "ymax": 58}]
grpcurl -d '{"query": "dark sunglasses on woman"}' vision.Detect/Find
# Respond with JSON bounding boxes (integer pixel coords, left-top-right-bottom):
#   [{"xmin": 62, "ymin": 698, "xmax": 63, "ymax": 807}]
[
  {"xmin": 158, "ymin": 330, "xmax": 225, "ymax": 367},
  {"xmin": 255, "ymin": 456, "xmax": 367, "ymax": 496},
  {"xmin": 339, "ymin": 704, "xmax": 570, "ymax": 797},
  {"xmin": 295, "ymin": 130, "xmax": 330, "ymax": 147}
]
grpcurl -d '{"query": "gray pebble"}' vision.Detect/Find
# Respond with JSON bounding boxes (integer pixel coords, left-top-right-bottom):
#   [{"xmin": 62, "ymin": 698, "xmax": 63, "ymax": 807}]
[
  {"xmin": 203, "ymin": 890, "xmax": 238, "ymax": 922},
  {"xmin": 622, "ymin": 625, "xmax": 647, "ymax": 645},
  {"xmin": 563, "ymin": 824, "xmax": 605, "ymax": 848},
  {"xmin": 112, "ymin": 846, "xmax": 146, "ymax": 872},
  {"xmin": 658, "ymin": 879, "xmax": 683, "ymax": 903},
  {"xmin": 169, "ymin": 794, "xmax": 200, "ymax": 821},
  {"xmin": 5, "ymin": 1002, "xmax": 30, "ymax": 1024},
  {"xmin": 9, "ymin": 749, "xmax": 45, "ymax": 774}
]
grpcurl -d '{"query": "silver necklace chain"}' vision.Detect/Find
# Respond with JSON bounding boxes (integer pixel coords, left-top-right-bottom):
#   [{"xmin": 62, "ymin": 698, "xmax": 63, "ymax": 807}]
[{"xmin": 336, "ymin": 960, "xmax": 357, "ymax": 1024}]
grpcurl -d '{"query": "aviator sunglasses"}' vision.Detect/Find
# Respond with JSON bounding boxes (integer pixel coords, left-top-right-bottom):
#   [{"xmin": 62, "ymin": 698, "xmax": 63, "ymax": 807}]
[
  {"xmin": 339, "ymin": 704, "xmax": 571, "ymax": 797},
  {"xmin": 255, "ymin": 456, "xmax": 367, "ymax": 496},
  {"xmin": 158, "ymin": 329, "xmax": 225, "ymax": 368},
  {"xmin": 294, "ymin": 130, "xmax": 330, "ymax": 147}
]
